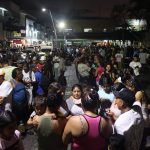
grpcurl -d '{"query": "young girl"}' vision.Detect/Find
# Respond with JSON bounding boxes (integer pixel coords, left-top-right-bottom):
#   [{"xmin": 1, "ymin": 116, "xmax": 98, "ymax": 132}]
[{"xmin": 0, "ymin": 111, "xmax": 24, "ymax": 150}]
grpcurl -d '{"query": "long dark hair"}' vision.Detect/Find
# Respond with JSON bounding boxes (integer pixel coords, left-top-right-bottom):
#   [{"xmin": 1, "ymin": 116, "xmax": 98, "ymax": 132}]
[
  {"xmin": 0, "ymin": 111, "xmax": 16, "ymax": 132},
  {"xmin": 82, "ymin": 88, "xmax": 99, "ymax": 112},
  {"xmin": 47, "ymin": 82, "xmax": 63, "ymax": 113}
]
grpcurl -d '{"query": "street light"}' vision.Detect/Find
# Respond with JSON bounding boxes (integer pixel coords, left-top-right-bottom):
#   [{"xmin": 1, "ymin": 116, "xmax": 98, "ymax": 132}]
[
  {"xmin": 42, "ymin": 8, "xmax": 46, "ymax": 12},
  {"xmin": 42, "ymin": 8, "xmax": 58, "ymax": 49}
]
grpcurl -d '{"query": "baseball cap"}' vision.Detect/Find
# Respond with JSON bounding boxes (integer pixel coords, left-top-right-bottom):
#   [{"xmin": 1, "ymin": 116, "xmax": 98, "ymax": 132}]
[
  {"xmin": 114, "ymin": 88, "xmax": 135, "ymax": 107},
  {"xmin": 0, "ymin": 69, "xmax": 5, "ymax": 76}
]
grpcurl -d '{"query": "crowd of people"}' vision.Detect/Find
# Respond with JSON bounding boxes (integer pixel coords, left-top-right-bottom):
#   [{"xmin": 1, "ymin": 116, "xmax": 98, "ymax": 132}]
[{"xmin": 0, "ymin": 44, "xmax": 150, "ymax": 150}]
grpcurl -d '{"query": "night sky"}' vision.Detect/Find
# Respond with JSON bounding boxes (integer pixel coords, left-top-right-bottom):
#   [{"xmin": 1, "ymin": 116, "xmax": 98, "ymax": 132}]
[{"xmin": 12, "ymin": 0, "xmax": 129, "ymax": 19}]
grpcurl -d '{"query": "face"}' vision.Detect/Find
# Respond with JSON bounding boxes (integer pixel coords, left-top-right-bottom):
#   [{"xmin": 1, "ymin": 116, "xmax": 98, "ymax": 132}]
[
  {"xmin": 102, "ymin": 84, "xmax": 111, "ymax": 93},
  {"xmin": 35, "ymin": 105, "xmax": 46, "ymax": 115},
  {"xmin": 94, "ymin": 56, "xmax": 99, "ymax": 63},
  {"xmin": 115, "ymin": 98, "xmax": 124, "ymax": 110},
  {"xmin": 133, "ymin": 57, "xmax": 138, "ymax": 62},
  {"xmin": 106, "ymin": 65, "xmax": 111, "ymax": 72},
  {"xmin": 1, "ymin": 122, "xmax": 17, "ymax": 140},
  {"xmin": 23, "ymin": 65, "xmax": 29, "ymax": 73},
  {"xmin": 17, "ymin": 64, "xmax": 23, "ymax": 70},
  {"xmin": 17, "ymin": 70, "xmax": 23, "ymax": 81},
  {"xmin": 72, "ymin": 87, "xmax": 82, "ymax": 99}
]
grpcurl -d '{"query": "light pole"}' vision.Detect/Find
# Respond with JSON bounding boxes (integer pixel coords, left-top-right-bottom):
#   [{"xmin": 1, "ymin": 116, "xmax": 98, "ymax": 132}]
[
  {"xmin": 58, "ymin": 21, "xmax": 66, "ymax": 49},
  {"xmin": 42, "ymin": 8, "xmax": 57, "ymax": 49}
]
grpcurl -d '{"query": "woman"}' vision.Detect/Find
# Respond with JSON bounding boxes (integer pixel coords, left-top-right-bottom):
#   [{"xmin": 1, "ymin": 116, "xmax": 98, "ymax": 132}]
[
  {"xmin": 32, "ymin": 83, "xmax": 67, "ymax": 150},
  {"xmin": 66, "ymin": 84, "xmax": 84, "ymax": 115},
  {"xmin": 104, "ymin": 64, "xmax": 116, "ymax": 83},
  {"xmin": 92, "ymin": 55, "xmax": 104, "ymax": 85},
  {"xmin": 63, "ymin": 88, "xmax": 112, "ymax": 150}
]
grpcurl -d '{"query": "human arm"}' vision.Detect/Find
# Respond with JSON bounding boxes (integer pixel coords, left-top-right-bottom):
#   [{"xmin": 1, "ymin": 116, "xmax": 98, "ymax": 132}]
[
  {"xmin": 62, "ymin": 116, "xmax": 82, "ymax": 145},
  {"xmin": 27, "ymin": 111, "xmax": 36, "ymax": 125},
  {"xmin": 0, "ymin": 96, "xmax": 4, "ymax": 104},
  {"xmin": 62, "ymin": 117, "xmax": 73, "ymax": 145},
  {"xmin": 101, "ymin": 117, "xmax": 113, "ymax": 138},
  {"xmin": 28, "ymin": 115, "xmax": 40, "ymax": 127}
]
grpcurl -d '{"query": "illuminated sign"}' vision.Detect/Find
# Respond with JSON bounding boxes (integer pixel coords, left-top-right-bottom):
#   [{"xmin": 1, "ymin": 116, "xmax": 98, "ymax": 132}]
[{"xmin": 13, "ymin": 31, "xmax": 21, "ymax": 37}]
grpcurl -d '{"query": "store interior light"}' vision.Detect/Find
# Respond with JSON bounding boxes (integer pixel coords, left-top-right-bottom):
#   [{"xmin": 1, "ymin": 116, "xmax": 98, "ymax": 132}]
[{"xmin": 133, "ymin": 19, "xmax": 140, "ymax": 26}]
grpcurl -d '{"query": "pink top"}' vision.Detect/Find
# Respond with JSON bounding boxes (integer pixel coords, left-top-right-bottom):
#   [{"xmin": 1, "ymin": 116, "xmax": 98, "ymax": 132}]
[
  {"xmin": 0, "ymin": 130, "xmax": 24, "ymax": 150},
  {"xmin": 96, "ymin": 66, "xmax": 104, "ymax": 81},
  {"xmin": 72, "ymin": 114, "xmax": 107, "ymax": 150}
]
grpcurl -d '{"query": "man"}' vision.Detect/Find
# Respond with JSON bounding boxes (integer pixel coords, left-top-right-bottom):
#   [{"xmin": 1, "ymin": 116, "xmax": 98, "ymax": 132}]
[
  {"xmin": 113, "ymin": 88, "xmax": 143, "ymax": 150},
  {"xmin": 0, "ymin": 69, "xmax": 13, "ymax": 111},
  {"xmin": 115, "ymin": 49, "xmax": 124, "ymax": 69},
  {"xmin": 129, "ymin": 56, "xmax": 142, "ymax": 76}
]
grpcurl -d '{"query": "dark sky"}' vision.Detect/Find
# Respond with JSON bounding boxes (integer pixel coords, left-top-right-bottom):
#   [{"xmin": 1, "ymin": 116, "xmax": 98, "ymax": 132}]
[{"xmin": 13, "ymin": 0, "xmax": 129, "ymax": 19}]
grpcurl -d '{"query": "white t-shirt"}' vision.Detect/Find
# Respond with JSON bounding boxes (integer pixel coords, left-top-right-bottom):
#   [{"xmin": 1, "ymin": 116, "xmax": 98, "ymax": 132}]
[
  {"xmin": 53, "ymin": 56, "xmax": 60, "ymax": 69},
  {"xmin": 129, "ymin": 61, "xmax": 142, "ymax": 76},
  {"xmin": 22, "ymin": 70, "xmax": 36, "ymax": 83},
  {"xmin": 115, "ymin": 53, "xmax": 123, "ymax": 62},
  {"xmin": 0, "ymin": 81, "xmax": 12, "ymax": 97},
  {"xmin": 98, "ymin": 87, "xmax": 115, "ymax": 102},
  {"xmin": 66, "ymin": 97, "xmax": 84, "ymax": 115},
  {"xmin": 114, "ymin": 101, "xmax": 143, "ymax": 150}
]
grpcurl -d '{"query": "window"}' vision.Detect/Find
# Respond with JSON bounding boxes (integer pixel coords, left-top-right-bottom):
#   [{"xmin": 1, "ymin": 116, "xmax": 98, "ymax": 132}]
[{"xmin": 84, "ymin": 28, "xmax": 92, "ymax": 32}]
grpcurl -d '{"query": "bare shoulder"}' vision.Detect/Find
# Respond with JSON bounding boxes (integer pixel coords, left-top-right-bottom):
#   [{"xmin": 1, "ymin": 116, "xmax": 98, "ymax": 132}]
[{"xmin": 67, "ymin": 115, "xmax": 82, "ymax": 127}]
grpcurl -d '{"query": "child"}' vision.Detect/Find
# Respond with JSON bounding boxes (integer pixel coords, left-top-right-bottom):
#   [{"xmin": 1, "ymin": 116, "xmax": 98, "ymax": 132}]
[
  {"xmin": 0, "ymin": 111, "xmax": 24, "ymax": 150},
  {"xmin": 27, "ymin": 96, "xmax": 46, "ymax": 126}
]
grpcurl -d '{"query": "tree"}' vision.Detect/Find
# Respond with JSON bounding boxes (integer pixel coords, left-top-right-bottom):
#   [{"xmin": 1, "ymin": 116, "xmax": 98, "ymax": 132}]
[{"xmin": 111, "ymin": 4, "xmax": 129, "ymax": 26}]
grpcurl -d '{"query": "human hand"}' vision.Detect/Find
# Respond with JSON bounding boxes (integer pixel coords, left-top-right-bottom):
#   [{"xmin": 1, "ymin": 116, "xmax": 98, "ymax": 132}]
[
  {"xmin": 106, "ymin": 109, "xmax": 114, "ymax": 117},
  {"xmin": 135, "ymin": 91, "xmax": 143, "ymax": 102},
  {"xmin": 0, "ymin": 96, "xmax": 4, "ymax": 104}
]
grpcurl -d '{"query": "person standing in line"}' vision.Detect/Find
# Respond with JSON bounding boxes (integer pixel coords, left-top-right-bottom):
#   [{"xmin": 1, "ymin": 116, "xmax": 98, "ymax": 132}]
[
  {"xmin": 66, "ymin": 84, "xmax": 84, "ymax": 116},
  {"xmin": 129, "ymin": 56, "xmax": 142, "ymax": 77},
  {"xmin": 110, "ymin": 88, "xmax": 143, "ymax": 150},
  {"xmin": 0, "ymin": 69, "xmax": 13, "ymax": 112},
  {"xmin": 31, "ymin": 84, "xmax": 67, "ymax": 150},
  {"xmin": 63, "ymin": 88, "xmax": 112, "ymax": 150},
  {"xmin": 22, "ymin": 63, "xmax": 36, "ymax": 107}
]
